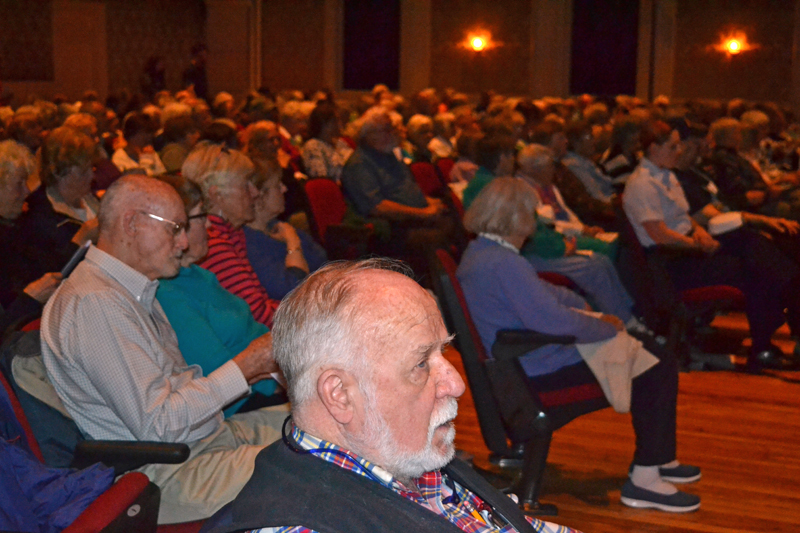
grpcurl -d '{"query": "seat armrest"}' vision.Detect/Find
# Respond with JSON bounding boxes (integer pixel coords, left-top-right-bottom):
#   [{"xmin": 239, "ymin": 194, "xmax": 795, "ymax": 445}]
[
  {"xmin": 72, "ymin": 440, "xmax": 190, "ymax": 475},
  {"xmin": 493, "ymin": 329, "xmax": 576, "ymax": 361}
]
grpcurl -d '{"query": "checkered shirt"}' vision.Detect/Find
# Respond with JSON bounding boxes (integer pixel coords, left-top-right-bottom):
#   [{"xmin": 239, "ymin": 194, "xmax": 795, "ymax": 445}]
[{"xmin": 249, "ymin": 425, "xmax": 580, "ymax": 533}]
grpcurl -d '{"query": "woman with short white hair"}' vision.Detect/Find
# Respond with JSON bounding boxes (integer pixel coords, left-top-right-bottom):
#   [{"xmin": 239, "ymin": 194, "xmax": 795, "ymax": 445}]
[
  {"xmin": 182, "ymin": 141, "xmax": 279, "ymax": 327},
  {"xmin": 0, "ymin": 140, "xmax": 62, "ymax": 335}
]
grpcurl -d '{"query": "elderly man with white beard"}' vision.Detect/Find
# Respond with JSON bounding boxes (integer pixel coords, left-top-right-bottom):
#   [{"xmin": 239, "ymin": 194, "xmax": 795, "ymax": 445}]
[{"xmin": 206, "ymin": 259, "xmax": 580, "ymax": 533}]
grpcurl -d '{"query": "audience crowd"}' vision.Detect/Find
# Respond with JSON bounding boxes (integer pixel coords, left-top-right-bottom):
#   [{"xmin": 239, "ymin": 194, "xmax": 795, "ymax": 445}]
[{"xmin": 4, "ymin": 72, "xmax": 800, "ymax": 529}]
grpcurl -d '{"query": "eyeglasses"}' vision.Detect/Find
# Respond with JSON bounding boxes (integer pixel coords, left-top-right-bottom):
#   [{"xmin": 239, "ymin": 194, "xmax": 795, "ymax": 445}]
[
  {"xmin": 187, "ymin": 212, "xmax": 208, "ymax": 229},
  {"xmin": 139, "ymin": 211, "xmax": 187, "ymax": 237}
]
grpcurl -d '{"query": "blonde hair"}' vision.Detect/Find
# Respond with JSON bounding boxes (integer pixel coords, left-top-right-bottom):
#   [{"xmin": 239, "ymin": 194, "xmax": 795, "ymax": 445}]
[
  {"xmin": 463, "ymin": 177, "xmax": 539, "ymax": 237},
  {"xmin": 182, "ymin": 141, "xmax": 255, "ymax": 202}
]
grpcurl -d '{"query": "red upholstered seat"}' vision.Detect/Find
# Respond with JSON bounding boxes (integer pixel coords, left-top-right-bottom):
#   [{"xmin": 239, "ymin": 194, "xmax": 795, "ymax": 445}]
[
  {"xmin": 1, "ymin": 369, "xmax": 168, "ymax": 532},
  {"xmin": 304, "ymin": 178, "xmax": 348, "ymax": 244},
  {"xmin": 680, "ymin": 285, "xmax": 745, "ymax": 306},
  {"xmin": 436, "ymin": 157, "xmax": 455, "ymax": 183},
  {"xmin": 410, "ymin": 161, "xmax": 446, "ymax": 196}
]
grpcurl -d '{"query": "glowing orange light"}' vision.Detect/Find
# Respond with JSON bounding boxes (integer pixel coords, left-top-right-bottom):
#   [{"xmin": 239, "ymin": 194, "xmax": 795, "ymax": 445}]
[
  {"xmin": 711, "ymin": 30, "xmax": 757, "ymax": 56},
  {"xmin": 726, "ymin": 39, "xmax": 742, "ymax": 54},
  {"xmin": 470, "ymin": 36, "xmax": 487, "ymax": 52},
  {"xmin": 462, "ymin": 30, "xmax": 494, "ymax": 52}
]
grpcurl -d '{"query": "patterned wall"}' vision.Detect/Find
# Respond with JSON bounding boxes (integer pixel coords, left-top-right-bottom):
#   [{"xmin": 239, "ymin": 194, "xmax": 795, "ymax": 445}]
[
  {"xmin": 0, "ymin": 0, "xmax": 55, "ymax": 81},
  {"xmin": 105, "ymin": 0, "xmax": 206, "ymax": 95}
]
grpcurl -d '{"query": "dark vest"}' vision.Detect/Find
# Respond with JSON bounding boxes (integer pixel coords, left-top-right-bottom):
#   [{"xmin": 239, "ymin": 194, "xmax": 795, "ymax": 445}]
[{"xmin": 205, "ymin": 438, "xmax": 536, "ymax": 533}]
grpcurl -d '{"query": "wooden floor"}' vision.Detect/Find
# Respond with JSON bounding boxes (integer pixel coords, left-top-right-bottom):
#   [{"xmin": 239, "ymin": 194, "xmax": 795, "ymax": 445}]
[{"xmin": 447, "ymin": 312, "xmax": 800, "ymax": 533}]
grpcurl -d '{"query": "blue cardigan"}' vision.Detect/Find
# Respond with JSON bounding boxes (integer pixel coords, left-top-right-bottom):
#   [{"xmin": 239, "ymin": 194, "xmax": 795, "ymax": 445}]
[
  {"xmin": 243, "ymin": 226, "xmax": 327, "ymax": 300},
  {"xmin": 456, "ymin": 237, "xmax": 617, "ymax": 376},
  {"xmin": 157, "ymin": 265, "xmax": 278, "ymax": 417}
]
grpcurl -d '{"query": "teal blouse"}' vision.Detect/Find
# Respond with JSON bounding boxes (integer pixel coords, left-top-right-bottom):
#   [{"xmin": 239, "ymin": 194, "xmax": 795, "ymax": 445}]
[{"xmin": 157, "ymin": 264, "xmax": 278, "ymax": 417}]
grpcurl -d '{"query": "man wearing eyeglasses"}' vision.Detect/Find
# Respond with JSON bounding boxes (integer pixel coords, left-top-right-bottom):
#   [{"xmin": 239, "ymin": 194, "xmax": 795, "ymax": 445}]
[{"xmin": 41, "ymin": 175, "xmax": 286, "ymax": 524}]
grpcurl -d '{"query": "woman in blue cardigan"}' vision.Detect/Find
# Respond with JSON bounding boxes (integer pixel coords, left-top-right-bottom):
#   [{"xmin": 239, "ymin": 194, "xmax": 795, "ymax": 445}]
[
  {"xmin": 155, "ymin": 175, "xmax": 284, "ymax": 417},
  {"xmin": 243, "ymin": 160, "xmax": 326, "ymax": 299},
  {"xmin": 456, "ymin": 177, "xmax": 700, "ymax": 513}
]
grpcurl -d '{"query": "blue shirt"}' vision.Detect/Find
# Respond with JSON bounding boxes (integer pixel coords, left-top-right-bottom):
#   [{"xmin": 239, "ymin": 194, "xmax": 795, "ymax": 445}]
[
  {"xmin": 561, "ymin": 151, "xmax": 615, "ymax": 201},
  {"xmin": 157, "ymin": 265, "xmax": 278, "ymax": 417},
  {"xmin": 341, "ymin": 145, "xmax": 427, "ymax": 216},
  {"xmin": 243, "ymin": 226, "xmax": 327, "ymax": 300},
  {"xmin": 457, "ymin": 237, "xmax": 617, "ymax": 376}
]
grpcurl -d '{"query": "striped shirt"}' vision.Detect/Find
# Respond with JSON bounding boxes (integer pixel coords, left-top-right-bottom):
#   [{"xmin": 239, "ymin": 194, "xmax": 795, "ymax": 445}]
[
  {"xmin": 250, "ymin": 426, "xmax": 580, "ymax": 533},
  {"xmin": 200, "ymin": 215, "xmax": 279, "ymax": 328}
]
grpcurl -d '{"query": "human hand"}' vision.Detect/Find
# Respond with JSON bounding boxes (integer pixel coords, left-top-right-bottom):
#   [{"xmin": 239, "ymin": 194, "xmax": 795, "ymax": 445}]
[
  {"xmin": 598, "ymin": 313, "xmax": 625, "ymax": 331},
  {"xmin": 233, "ymin": 332, "xmax": 279, "ymax": 385},
  {"xmin": 269, "ymin": 221, "xmax": 301, "ymax": 247},
  {"xmin": 692, "ymin": 229, "xmax": 720, "ymax": 253},
  {"xmin": 23, "ymin": 272, "xmax": 63, "ymax": 304},
  {"xmin": 762, "ymin": 216, "xmax": 800, "ymax": 235},
  {"xmin": 421, "ymin": 197, "xmax": 445, "ymax": 217},
  {"xmin": 584, "ymin": 225, "xmax": 604, "ymax": 237}
]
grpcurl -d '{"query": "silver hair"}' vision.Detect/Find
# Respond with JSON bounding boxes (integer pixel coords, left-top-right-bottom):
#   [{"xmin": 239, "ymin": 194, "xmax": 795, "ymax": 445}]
[
  {"xmin": 181, "ymin": 141, "xmax": 255, "ymax": 202},
  {"xmin": 272, "ymin": 258, "xmax": 413, "ymax": 409},
  {"xmin": 0, "ymin": 140, "xmax": 35, "ymax": 184},
  {"xmin": 463, "ymin": 176, "xmax": 539, "ymax": 237},
  {"xmin": 517, "ymin": 143, "xmax": 555, "ymax": 171},
  {"xmin": 356, "ymin": 106, "xmax": 392, "ymax": 143}
]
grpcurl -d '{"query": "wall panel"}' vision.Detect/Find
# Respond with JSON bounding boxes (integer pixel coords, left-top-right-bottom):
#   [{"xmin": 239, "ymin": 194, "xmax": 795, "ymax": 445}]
[
  {"xmin": 672, "ymin": 0, "xmax": 795, "ymax": 103},
  {"xmin": 430, "ymin": 0, "xmax": 531, "ymax": 95},
  {"xmin": 261, "ymin": 0, "xmax": 326, "ymax": 91}
]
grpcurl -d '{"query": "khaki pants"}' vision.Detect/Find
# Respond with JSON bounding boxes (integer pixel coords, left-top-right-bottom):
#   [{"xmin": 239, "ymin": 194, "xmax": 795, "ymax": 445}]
[{"xmin": 138, "ymin": 404, "xmax": 289, "ymax": 524}]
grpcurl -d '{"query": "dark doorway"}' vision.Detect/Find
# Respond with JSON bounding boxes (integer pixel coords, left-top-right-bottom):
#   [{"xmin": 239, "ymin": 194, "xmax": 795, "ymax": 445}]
[
  {"xmin": 343, "ymin": 0, "xmax": 400, "ymax": 91},
  {"xmin": 570, "ymin": 0, "xmax": 639, "ymax": 96}
]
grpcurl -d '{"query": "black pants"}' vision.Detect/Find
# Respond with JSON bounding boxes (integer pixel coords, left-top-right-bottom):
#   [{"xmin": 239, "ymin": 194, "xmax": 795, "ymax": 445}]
[
  {"xmin": 658, "ymin": 227, "xmax": 800, "ymax": 352},
  {"xmin": 528, "ymin": 331, "xmax": 678, "ymax": 466}
]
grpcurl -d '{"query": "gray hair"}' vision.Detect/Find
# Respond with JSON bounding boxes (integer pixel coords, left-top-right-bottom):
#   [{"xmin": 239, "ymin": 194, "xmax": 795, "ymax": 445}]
[
  {"xmin": 0, "ymin": 140, "xmax": 35, "ymax": 184},
  {"xmin": 463, "ymin": 177, "xmax": 539, "ymax": 237},
  {"xmin": 517, "ymin": 143, "xmax": 555, "ymax": 172},
  {"xmin": 406, "ymin": 114, "xmax": 433, "ymax": 137},
  {"xmin": 273, "ymin": 258, "xmax": 413, "ymax": 409},
  {"xmin": 181, "ymin": 141, "xmax": 255, "ymax": 202},
  {"xmin": 709, "ymin": 117, "xmax": 741, "ymax": 147},
  {"xmin": 356, "ymin": 106, "xmax": 393, "ymax": 143}
]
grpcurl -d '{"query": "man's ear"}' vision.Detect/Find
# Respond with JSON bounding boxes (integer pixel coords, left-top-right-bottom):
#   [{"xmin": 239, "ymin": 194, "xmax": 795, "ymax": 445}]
[
  {"xmin": 317, "ymin": 368, "xmax": 355, "ymax": 425},
  {"xmin": 122, "ymin": 210, "xmax": 138, "ymax": 236}
]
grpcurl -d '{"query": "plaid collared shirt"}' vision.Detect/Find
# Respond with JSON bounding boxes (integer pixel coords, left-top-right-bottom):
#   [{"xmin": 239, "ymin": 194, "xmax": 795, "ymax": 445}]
[{"xmin": 250, "ymin": 426, "xmax": 580, "ymax": 533}]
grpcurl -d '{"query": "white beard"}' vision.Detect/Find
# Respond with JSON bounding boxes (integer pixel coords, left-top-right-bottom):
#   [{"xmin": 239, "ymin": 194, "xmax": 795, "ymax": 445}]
[{"xmin": 357, "ymin": 391, "xmax": 459, "ymax": 484}]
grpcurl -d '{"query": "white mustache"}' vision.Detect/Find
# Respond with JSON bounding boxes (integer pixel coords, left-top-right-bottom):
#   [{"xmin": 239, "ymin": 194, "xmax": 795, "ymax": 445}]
[{"xmin": 431, "ymin": 398, "xmax": 458, "ymax": 428}]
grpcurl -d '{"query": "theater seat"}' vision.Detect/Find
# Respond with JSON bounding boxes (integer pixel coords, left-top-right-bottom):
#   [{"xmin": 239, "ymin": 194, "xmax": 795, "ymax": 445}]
[
  {"xmin": 304, "ymin": 178, "xmax": 374, "ymax": 260},
  {"xmin": 1, "ymin": 331, "xmax": 201, "ymax": 532},
  {"xmin": 430, "ymin": 249, "xmax": 608, "ymax": 516}
]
